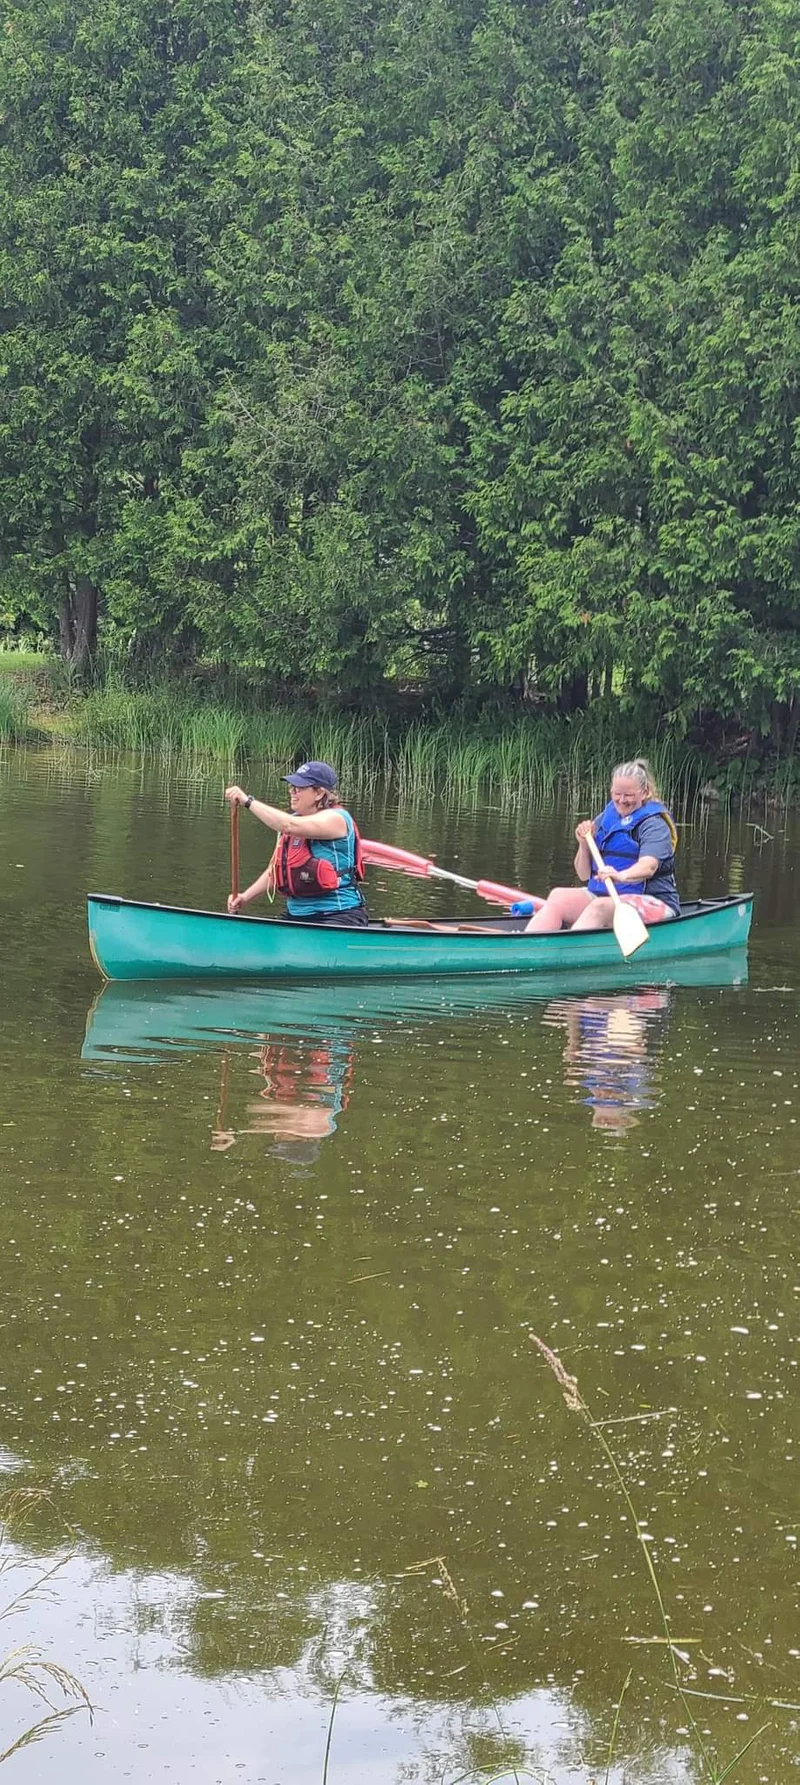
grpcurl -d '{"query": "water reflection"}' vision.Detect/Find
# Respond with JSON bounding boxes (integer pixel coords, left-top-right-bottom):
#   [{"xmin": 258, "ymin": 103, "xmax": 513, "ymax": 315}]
[
  {"xmin": 210, "ymin": 1037, "xmax": 354, "ymax": 1165},
  {"xmin": 542, "ymin": 990, "xmax": 671, "ymax": 1134},
  {"xmin": 83, "ymin": 954, "xmax": 748, "ymax": 1154}
]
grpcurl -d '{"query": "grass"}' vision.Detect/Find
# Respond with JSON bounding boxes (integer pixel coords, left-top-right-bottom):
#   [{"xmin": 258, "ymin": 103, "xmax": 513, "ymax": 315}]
[
  {"xmin": 1, "ymin": 652, "xmax": 797, "ymax": 809},
  {"xmin": 0, "ymin": 651, "xmax": 48, "ymax": 676},
  {"xmin": 2, "ymin": 681, "xmax": 709, "ymax": 814},
  {"xmin": 394, "ymin": 715, "xmax": 702, "ymax": 812},
  {"xmin": 0, "ymin": 680, "xmax": 32, "ymax": 743}
]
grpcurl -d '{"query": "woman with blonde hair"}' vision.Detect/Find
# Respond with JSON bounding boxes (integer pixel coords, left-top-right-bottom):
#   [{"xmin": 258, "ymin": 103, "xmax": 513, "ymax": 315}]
[{"xmin": 525, "ymin": 759, "xmax": 679, "ymax": 934}]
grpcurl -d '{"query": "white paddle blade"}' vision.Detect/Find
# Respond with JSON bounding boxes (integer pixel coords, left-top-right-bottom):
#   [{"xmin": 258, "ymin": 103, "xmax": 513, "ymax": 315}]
[{"xmin": 613, "ymin": 900, "xmax": 650, "ymax": 958}]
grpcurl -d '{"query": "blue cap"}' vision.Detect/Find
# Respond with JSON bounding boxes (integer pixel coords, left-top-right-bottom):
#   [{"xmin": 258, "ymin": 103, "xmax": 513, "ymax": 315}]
[
  {"xmin": 283, "ymin": 760, "xmax": 338, "ymax": 791},
  {"xmin": 511, "ymin": 900, "xmax": 535, "ymax": 917}
]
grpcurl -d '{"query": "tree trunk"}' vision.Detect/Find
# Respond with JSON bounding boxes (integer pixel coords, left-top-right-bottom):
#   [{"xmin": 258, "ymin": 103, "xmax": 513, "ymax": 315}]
[
  {"xmin": 557, "ymin": 668, "xmax": 589, "ymax": 714},
  {"xmin": 58, "ymin": 576, "xmax": 99, "ymax": 671},
  {"xmin": 442, "ymin": 589, "xmax": 472, "ymax": 702},
  {"xmin": 71, "ymin": 576, "xmax": 98, "ymax": 670}
]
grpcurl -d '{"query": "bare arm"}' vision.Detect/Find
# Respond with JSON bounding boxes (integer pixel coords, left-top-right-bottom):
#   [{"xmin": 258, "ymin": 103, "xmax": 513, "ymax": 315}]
[
  {"xmin": 580, "ymin": 845, "xmax": 661, "ymax": 887},
  {"xmin": 227, "ymin": 865, "xmax": 274, "ymax": 915},
  {"xmin": 613, "ymin": 853, "xmax": 659, "ymax": 885},
  {"xmin": 573, "ymin": 817, "xmax": 658, "ymax": 885},
  {"xmin": 225, "ymin": 786, "xmax": 347, "ymax": 840}
]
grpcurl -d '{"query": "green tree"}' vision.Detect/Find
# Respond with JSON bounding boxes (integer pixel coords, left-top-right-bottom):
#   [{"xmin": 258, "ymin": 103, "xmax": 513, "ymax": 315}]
[
  {"xmin": 471, "ymin": 0, "xmax": 800, "ymax": 733},
  {"xmin": 1, "ymin": 0, "xmax": 798, "ymax": 735},
  {"xmin": 0, "ymin": 0, "xmax": 249, "ymax": 669}
]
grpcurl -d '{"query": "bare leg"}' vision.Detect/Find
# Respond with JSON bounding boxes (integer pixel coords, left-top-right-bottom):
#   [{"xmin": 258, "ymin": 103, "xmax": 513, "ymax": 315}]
[
  {"xmin": 525, "ymin": 888, "xmax": 594, "ymax": 934},
  {"xmin": 570, "ymin": 896, "xmax": 614, "ymax": 932}
]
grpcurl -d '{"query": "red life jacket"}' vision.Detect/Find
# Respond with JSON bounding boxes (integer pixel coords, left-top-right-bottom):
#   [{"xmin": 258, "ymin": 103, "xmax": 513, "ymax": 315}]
[
  {"xmin": 269, "ymin": 817, "xmax": 365, "ymax": 900},
  {"xmin": 258, "ymin": 1043, "xmax": 354, "ymax": 1114}
]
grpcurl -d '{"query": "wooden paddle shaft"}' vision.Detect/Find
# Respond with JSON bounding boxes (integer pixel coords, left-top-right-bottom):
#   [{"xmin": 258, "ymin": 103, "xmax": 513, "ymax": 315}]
[
  {"xmin": 583, "ymin": 825, "xmax": 649, "ymax": 958},
  {"xmin": 230, "ymin": 802, "xmax": 240, "ymax": 903},
  {"xmin": 584, "ymin": 829, "xmax": 621, "ymax": 904}
]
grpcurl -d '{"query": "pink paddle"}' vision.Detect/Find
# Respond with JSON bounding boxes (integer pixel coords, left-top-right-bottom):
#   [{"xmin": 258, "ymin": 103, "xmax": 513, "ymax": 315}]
[{"xmin": 361, "ymin": 839, "xmax": 543, "ymax": 912}]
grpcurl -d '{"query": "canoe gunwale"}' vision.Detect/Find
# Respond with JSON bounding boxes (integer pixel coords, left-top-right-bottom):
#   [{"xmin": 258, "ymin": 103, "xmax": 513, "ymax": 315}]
[{"xmin": 88, "ymin": 892, "xmax": 753, "ymax": 937}]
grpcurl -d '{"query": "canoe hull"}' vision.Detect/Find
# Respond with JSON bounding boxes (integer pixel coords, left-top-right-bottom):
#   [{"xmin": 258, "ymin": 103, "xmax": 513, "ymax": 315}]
[{"xmin": 88, "ymin": 893, "xmax": 754, "ymax": 983}]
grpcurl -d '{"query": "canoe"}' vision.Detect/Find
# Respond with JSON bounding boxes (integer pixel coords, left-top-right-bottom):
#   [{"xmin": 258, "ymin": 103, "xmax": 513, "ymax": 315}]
[
  {"xmin": 82, "ymin": 948, "xmax": 749, "ymax": 1060},
  {"xmin": 87, "ymin": 892, "xmax": 753, "ymax": 983}
]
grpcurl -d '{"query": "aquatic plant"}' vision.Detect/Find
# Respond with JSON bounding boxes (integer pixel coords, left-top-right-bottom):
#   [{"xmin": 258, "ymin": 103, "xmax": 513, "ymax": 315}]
[
  {"xmin": 0, "ymin": 1490, "xmax": 93, "ymax": 1764},
  {"xmin": 2, "ymin": 650, "xmax": 796, "ymax": 807},
  {"xmin": 36, "ymin": 690, "xmax": 711, "ymax": 815},
  {"xmin": 529, "ymin": 1333, "xmax": 770, "ymax": 1784},
  {"xmin": 0, "ymin": 681, "xmax": 32, "ymax": 743}
]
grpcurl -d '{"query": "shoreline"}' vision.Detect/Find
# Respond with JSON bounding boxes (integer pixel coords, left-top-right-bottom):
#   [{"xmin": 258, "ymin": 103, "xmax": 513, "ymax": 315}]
[{"xmin": 0, "ymin": 656, "xmax": 795, "ymax": 810}]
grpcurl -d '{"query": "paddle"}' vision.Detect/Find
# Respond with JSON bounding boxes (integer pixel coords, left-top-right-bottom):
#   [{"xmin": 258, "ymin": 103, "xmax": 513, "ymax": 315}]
[
  {"xmin": 382, "ymin": 916, "xmax": 501, "ymax": 934},
  {"xmin": 230, "ymin": 801, "xmax": 240, "ymax": 907},
  {"xmin": 584, "ymin": 830, "xmax": 649, "ymax": 959},
  {"xmin": 361, "ymin": 838, "xmax": 542, "ymax": 912}
]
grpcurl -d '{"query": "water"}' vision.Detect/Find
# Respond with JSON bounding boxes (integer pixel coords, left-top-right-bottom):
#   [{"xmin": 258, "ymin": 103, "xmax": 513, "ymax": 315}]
[{"xmin": 0, "ymin": 750, "xmax": 797, "ymax": 1784}]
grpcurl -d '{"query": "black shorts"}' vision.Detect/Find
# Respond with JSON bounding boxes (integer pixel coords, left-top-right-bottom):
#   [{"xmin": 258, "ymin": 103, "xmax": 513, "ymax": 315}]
[{"xmin": 287, "ymin": 903, "xmax": 370, "ymax": 928}]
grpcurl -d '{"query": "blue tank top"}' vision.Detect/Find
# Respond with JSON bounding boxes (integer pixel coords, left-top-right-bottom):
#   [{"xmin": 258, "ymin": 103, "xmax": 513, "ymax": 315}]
[{"xmin": 285, "ymin": 811, "xmax": 363, "ymax": 917}]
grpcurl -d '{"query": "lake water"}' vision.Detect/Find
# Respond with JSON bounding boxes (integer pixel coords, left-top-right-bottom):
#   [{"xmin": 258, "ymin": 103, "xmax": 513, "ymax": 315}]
[{"xmin": 0, "ymin": 749, "xmax": 797, "ymax": 1785}]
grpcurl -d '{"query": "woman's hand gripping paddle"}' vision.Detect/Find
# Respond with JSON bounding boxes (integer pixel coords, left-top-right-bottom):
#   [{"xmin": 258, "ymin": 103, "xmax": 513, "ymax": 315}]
[{"xmin": 584, "ymin": 829, "xmax": 649, "ymax": 959}]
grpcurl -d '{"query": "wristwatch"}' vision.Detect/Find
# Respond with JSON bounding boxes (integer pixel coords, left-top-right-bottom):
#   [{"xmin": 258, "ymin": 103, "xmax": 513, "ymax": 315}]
[{"xmin": 244, "ymin": 794, "xmax": 253, "ymax": 809}]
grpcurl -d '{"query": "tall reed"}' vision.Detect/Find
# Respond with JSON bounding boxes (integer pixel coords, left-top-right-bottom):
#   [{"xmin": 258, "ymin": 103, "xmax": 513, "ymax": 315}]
[
  {"xmin": 0, "ymin": 652, "xmax": 760, "ymax": 810},
  {"xmin": 0, "ymin": 682, "xmax": 32, "ymax": 743},
  {"xmin": 0, "ymin": 1490, "xmax": 93, "ymax": 1765},
  {"xmin": 57, "ymin": 695, "xmax": 712, "ymax": 813}
]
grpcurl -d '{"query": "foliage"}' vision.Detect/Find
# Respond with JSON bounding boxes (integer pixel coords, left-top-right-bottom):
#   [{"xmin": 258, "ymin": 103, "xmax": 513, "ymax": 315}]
[{"xmin": 0, "ymin": 0, "xmax": 798, "ymax": 741}]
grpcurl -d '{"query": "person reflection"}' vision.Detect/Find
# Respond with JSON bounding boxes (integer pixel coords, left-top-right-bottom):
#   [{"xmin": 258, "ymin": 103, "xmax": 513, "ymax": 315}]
[
  {"xmin": 542, "ymin": 990, "xmax": 671, "ymax": 1134},
  {"xmin": 210, "ymin": 1036, "xmax": 354, "ymax": 1166}
]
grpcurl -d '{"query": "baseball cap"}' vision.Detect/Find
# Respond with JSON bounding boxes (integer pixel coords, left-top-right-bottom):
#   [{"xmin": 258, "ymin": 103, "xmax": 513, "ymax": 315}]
[{"xmin": 283, "ymin": 761, "xmax": 338, "ymax": 791}]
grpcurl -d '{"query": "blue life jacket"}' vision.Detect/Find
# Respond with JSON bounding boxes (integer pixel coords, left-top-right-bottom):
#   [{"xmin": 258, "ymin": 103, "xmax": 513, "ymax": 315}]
[{"xmin": 588, "ymin": 799, "xmax": 678, "ymax": 903}]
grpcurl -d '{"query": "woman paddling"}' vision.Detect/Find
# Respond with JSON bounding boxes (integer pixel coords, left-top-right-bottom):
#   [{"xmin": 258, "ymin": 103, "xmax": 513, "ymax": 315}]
[
  {"xmin": 525, "ymin": 758, "xmax": 679, "ymax": 935},
  {"xmin": 224, "ymin": 761, "xmax": 368, "ymax": 926}
]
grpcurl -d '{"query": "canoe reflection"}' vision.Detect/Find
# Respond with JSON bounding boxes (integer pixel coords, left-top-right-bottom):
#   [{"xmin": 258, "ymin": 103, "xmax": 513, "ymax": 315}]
[
  {"xmin": 82, "ymin": 953, "xmax": 747, "ymax": 1155},
  {"xmin": 543, "ymin": 990, "xmax": 671, "ymax": 1134}
]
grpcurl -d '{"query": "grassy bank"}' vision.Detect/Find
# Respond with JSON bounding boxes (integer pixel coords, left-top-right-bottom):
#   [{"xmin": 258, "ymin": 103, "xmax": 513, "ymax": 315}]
[{"xmin": 1, "ymin": 654, "xmax": 795, "ymax": 810}]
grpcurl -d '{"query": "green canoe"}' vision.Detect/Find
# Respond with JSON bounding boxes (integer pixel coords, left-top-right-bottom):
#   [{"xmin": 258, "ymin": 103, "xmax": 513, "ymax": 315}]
[{"xmin": 87, "ymin": 892, "xmax": 753, "ymax": 983}]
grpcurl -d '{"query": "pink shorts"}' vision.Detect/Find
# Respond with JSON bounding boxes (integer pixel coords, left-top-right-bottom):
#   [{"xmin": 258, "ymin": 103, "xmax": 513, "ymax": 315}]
[{"xmin": 617, "ymin": 893, "xmax": 675, "ymax": 923}]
